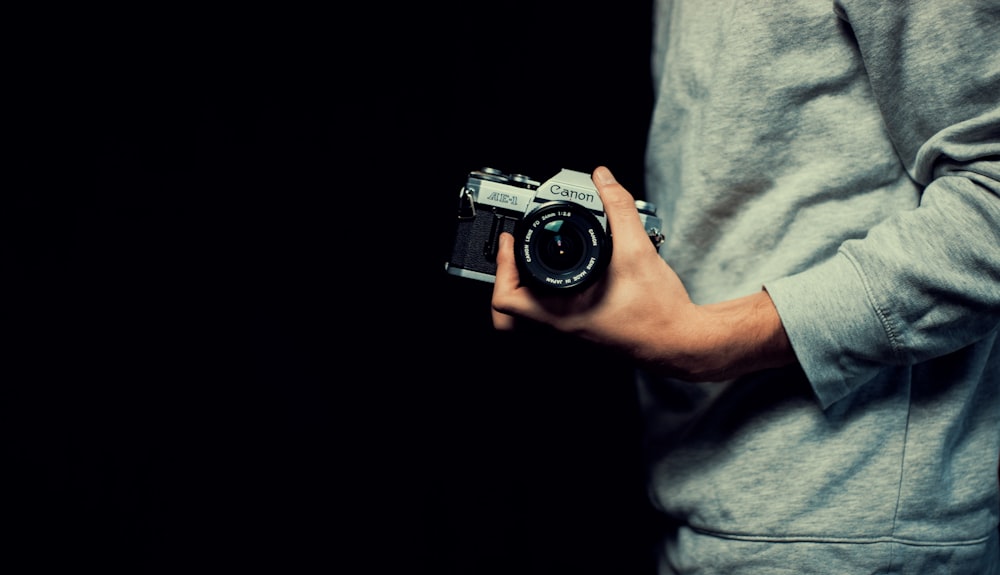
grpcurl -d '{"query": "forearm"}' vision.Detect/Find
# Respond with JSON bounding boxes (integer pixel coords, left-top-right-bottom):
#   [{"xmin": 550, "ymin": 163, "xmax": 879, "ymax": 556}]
[{"xmin": 765, "ymin": 174, "xmax": 1000, "ymax": 408}]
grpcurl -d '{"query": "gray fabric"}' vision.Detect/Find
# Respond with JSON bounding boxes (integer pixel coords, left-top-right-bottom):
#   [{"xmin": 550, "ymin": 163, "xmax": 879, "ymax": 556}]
[{"xmin": 641, "ymin": 0, "xmax": 1000, "ymax": 572}]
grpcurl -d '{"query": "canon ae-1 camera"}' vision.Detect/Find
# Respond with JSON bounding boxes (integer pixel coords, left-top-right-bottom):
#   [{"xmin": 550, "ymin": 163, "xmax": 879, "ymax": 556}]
[{"xmin": 445, "ymin": 167, "xmax": 665, "ymax": 291}]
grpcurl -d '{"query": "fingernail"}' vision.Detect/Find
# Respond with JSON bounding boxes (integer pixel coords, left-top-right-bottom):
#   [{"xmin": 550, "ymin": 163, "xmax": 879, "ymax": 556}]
[{"xmin": 594, "ymin": 166, "xmax": 616, "ymax": 185}]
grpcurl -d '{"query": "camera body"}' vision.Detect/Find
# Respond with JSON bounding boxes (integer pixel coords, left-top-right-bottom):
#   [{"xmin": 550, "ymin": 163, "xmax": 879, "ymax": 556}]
[{"xmin": 445, "ymin": 167, "xmax": 664, "ymax": 290}]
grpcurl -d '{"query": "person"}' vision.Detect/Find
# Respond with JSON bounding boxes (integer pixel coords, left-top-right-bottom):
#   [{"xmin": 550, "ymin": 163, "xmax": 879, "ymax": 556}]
[{"xmin": 490, "ymin": 0, "xmax": 1000, "ymax": 573}]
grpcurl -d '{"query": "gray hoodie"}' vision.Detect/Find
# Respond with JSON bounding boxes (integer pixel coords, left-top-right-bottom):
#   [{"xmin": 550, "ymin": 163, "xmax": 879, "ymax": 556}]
[{"xmin": 641, "ymin": 0, "xmax": 999, "ymax": 572}]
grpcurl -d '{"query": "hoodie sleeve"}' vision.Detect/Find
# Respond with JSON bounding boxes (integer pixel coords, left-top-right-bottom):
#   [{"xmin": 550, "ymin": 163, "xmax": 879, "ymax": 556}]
[{"xmin": 763, "ymin": 0, "xmax": 1000, "ymax": 408}]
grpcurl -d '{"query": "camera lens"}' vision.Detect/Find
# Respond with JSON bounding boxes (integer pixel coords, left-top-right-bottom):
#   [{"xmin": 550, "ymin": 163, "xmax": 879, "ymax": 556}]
[
  {"xmin": 514, "ymin": 201, "xmax": 610, "ymax": 290},
  {"xmin": 538, "ymin": 221, "xmax": 586, "ymax": 272}
]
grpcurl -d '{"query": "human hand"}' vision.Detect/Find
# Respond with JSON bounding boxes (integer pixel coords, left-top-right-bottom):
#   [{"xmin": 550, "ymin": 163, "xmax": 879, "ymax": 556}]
[{"xmin": 491, "ymin": 166, "xmax": 794, "ymax": 381}]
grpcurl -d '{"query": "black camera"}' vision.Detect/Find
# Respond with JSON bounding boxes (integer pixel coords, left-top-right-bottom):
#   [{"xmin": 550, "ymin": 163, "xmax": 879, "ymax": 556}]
[{"xmin": 445, "ymin": 167, "xmax": 665, "ymax": 290}]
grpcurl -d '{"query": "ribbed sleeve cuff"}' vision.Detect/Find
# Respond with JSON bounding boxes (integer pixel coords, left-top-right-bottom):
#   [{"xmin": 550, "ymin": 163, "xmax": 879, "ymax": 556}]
[{"xmin": 763, "ymin": 252, "xmax": 896, "ymax": 409}]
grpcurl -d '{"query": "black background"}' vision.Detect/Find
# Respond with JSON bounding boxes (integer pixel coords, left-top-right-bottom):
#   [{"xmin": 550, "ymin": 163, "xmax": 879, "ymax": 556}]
[{"xmin": 9, "ymin": 2, "xmax": 659, "ymax": 573}]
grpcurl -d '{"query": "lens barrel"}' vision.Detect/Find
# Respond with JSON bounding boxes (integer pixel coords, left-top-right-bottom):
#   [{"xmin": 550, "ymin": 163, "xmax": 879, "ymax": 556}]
[{"xmin": 513, "ymin": 201, "xmax": 610, "ymax": 290}]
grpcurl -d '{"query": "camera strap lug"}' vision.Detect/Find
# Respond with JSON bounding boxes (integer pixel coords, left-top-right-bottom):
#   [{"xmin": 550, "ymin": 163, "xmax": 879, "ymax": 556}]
[{"xmin": 457, "ymin": 187, "xmax": 476, "ymax": 220}]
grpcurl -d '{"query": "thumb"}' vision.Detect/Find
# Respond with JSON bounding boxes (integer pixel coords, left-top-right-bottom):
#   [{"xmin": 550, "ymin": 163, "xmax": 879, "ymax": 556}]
[{"xmin": 592, "ymin": 166, "xmax": 648, "ymax": 245}]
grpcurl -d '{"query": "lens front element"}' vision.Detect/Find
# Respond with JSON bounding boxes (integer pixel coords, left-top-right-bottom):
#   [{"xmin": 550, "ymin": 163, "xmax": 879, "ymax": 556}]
[{"xmin": 514, "ymin": 201, "xmax": 610, "ymax": 290}]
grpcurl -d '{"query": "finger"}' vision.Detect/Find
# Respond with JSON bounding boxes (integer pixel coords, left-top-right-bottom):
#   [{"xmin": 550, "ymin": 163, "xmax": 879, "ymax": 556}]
[
  {"xmin": 492, "ymin": 232, "xmax": 520, "ymax": 296},
  {"xmin": 492, "ymin": 306, "xmax": 517, "ymax": 330},
  {"xmin": 491, "ymin": 232, "xmax": 520, "ymax": 330},
  {"xmin": 592, "ymin": 166, "xmax": 650, "ymax": 246}
]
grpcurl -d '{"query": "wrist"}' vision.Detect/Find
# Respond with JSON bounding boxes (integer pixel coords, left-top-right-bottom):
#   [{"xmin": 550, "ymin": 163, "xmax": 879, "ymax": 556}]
[{"xmin": 687, "ymin": 289, "xmax": 795, "ymax": 381}]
